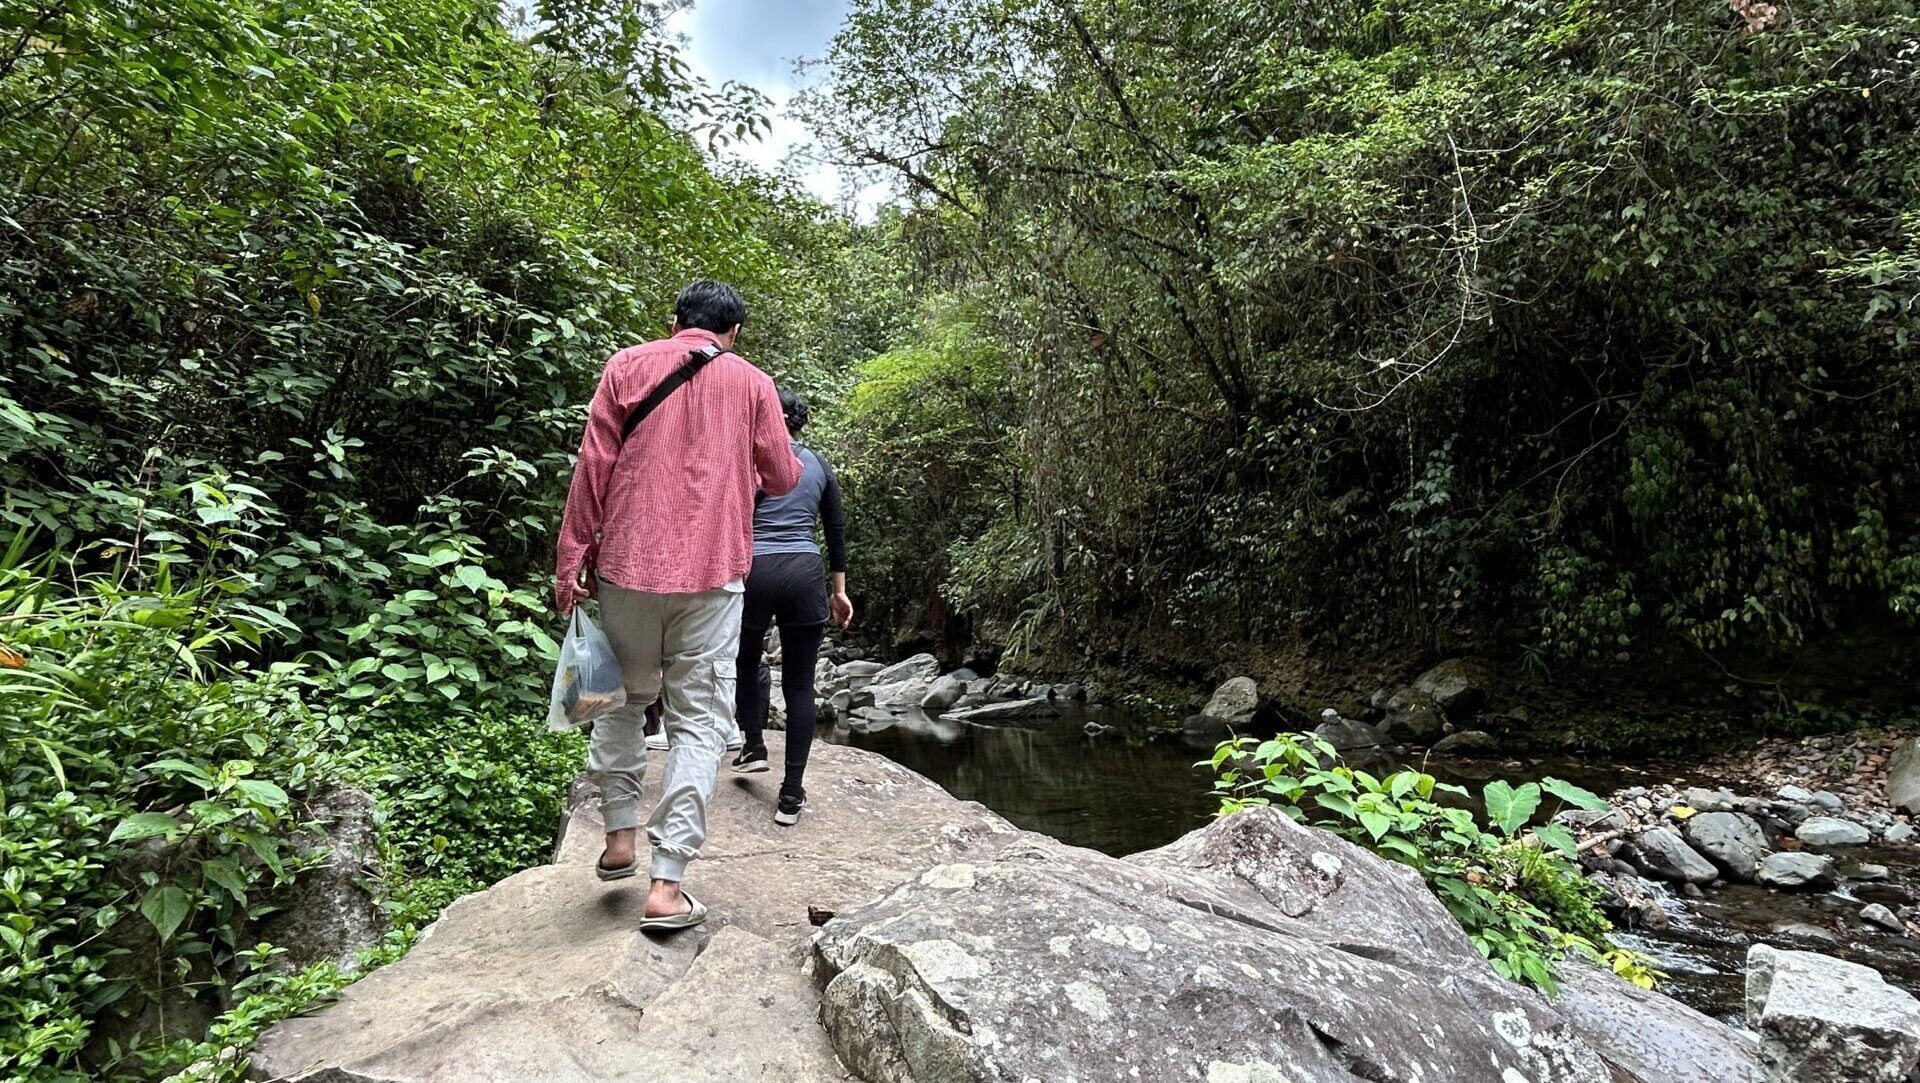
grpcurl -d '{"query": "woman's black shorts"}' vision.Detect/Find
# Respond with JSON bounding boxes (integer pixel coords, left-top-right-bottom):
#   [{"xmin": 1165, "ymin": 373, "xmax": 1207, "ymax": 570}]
[{"xmin": 742, "ymin": 552, "xmax": 827, "ymax": 630}]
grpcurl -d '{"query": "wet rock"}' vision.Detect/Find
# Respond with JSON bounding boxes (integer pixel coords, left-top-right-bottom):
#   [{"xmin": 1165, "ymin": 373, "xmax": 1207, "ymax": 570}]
[
  {"xmin": 1055, "ymin": 682, "xmax": 1085, "ymax": 702},
  {"xmin": 1756, "ymin": 852, "xmax": 1838, "ymax": 891},
  {"xmin": 1795, "ymin": 817, "xmax": 1870, "ymax": 847},
  {"xmin": 1745, "ymin": 944, "xmax": 1920, "ymax": 1083},
  {"xmin": 944, "ymin": 699, "xmax": 1057, "ymax": 726},
  {"xmin": 1632, "ymin": 827, "xmax": 1719, "ymax": 885},
  {"xmin": 1808, "ymin": 791, "xmax": 1846, "ymax": 813},
  {"xmin": 836, "ymin": 660, "xmax": 886, "ymax": 679},
  {"xmin": 1431, "ymin": 729, "xmax": 1500, "ymax": 757},
  {"xmin": 1081, "ymin": 720, "xmax": 1112, "ymax": 738},
  {"xmin": 1681, "ymin": 787, "xmax": 1740, "ymax": 812},
  {"xmin": 871, "ymin": 653, "xmax": 940, "ymax": 686},
  {"xmin": 1380, "ymin": 687, "xmax": 1445, "ymax": 742},
  {"xmin": 1683, "ymin": 811, "xmax": 1770, "ymax": 881},
  {"xmin": 1847, "ymin": 863, "xmax": 1891, "ymax": 882},
  {"xmin": 1312, "ymin": 714, "xmax": 1385, "ymax": 752},
  {"xmin": 1861, "ymin": 904, "xmax": 1905, "ymax": 933},
  {"xmin": 918, "ymin": 674, "xmax": 966, "ymax": 714},
  {"xmin": 1770, "ymin": 921, "xmax": 1839, "ymax": 944},
  {"xmin": 817, "ymin": 808, "xmax": 1616, "ymax": 1083},
  {"xmin": 1551, "ymin": 963, "xmax": 1762, "ymax": 1083},
  {"xmin": 1199, "ymin": 675, "xmax": 1259, "ymax": 727},
  {"xmin": 1886, "ymin": 823, "xmax": 1915, "ymax": 844},
  {"xmin": 1410, "ymin": 657, "xmax": 1487, "ymax": 718},
  {"xmin": 1855, "ymin": 883, "xmax": 1916, "ymax": 907},
  {"xmin": 1887, "ymin": 738, "xmax": 1920, "ymax": 815}
]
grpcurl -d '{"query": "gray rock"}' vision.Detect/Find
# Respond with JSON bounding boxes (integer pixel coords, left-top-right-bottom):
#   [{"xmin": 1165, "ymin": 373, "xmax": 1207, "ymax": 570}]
[
  {"xmin": 949, "ymin": 667, "xmax": 980, "ymax": 682},
  {"xmin": 943, "ymin": 698, "xmax": 1057, "ymax": 726},
  {"xmin": 1631, "ymin": 827, "xmax": 1720, "ymax": 885},
  {"xmin": 836, "ymin": 660, "xmax": 886, "ymax": 679},
  {"xmin": 1199, "ymin": 675, "xmax": 1259, "ymax": 727},
  {"xmin": 828, "ymin": 689, "xmax": 856, "ymax": 714},
  {"xmin": 243, "ymin": 787, "xmax": 387, "ymax": 974},
  {"xmin": 818, "ymin": 808, "xmax": 1614, "ymax": 1083},
  {"xmin": 1848, "ymin": 863, "xmax": 1891, "ymax": 882},
  {"xmin": 1808, "ymin": 791, "xmax": 1846, "ymax": 813},
  {"xmin": 1312, "ymin": 716, "xmax": 1385, "ymax": 752},
  {"xmin": 871, "ymin": 653, "xmax": 941, "ymax": 686},
  {"xmin": 1557, "ymin": 807, "xmax": 1629, "ymax": 833},
  {"xmin": 1683, "ymin": 811, "xmax": 1770, "ymax": 881},
  {"xmin": 1861, "ymin": 903, "xmax": 1905, "ymax": 933},
  {"xmin": 1431, "ymin": 729, "xmax": 1500, "ymax": 757},
  {"xmin": 870, "ymin": 677, "xmax": 934, "ymax": 711},
  {"xmin": 1745, "ymin": 944, "xmax": 1920, "ymax": 1082},
  {"xmin": 255, "ymin": 738, "xmax": 1014, "ymax": 1083},
  {"xmin": 964, "ymin": 678, "xmax": 992, "ymax": 697},
  {"xmin": 1551, "ymin": 962, "xmax": 1761, "ymax": 1083},
  {"xmin": 1410, "ymin": 657, "xmax": 1487, "ymax": 717},
  {"xmin": 1796, "ymin": 817, "xmax": 1870, "ymax": 847},
  {"xmin": 1380, "ymin": 687, "xmax": 1445, "ymax": 742},
  {"xmin": 1055, "ymin": 682, "xmax": 1085, "ymax": 702},
  {"xmin": 1887, "ymin": 823, "xmax": 1915, "ymax": 844},
  {"xmin": 1777, "ymin": 784, "xmax": 1816, "ymax": 804},
  {"xmin": 918, "ymin": 674, "xmax": 967, "ymax": 713},
  {"xmin": 1756, "ymin": 852, "xmax": 1838, "ymax": 890},
  {"xmin": 1887, "ymin": 738, "xmax": 1920, "ymax": 816}
]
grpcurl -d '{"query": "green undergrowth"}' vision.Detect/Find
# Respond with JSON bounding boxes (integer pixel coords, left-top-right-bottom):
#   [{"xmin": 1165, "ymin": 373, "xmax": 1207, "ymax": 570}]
[{"xmin": 1205, "ymin": 733, "xmax": 1663, "ymax": 994}]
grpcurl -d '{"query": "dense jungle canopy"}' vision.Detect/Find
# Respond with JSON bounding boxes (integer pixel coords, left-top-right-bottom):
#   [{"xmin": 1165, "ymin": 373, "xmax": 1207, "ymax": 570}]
[{"xmin": 0, "ymin": 0, "xmax": 1916, "ymax": 1078}]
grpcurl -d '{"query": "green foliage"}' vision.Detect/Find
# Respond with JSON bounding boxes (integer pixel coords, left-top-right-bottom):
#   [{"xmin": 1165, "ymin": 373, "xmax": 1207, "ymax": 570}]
[
  {"xmin": 807, "ymin": 0, "xmax": 1920, "ymax": 679},
  {"xmin": 1204, "ymin": 734, "xmax": 1648, "ymax": 993},
  {"xmin": 0, "ymin": 533, "xmax": 343, "ymax": 1079}
]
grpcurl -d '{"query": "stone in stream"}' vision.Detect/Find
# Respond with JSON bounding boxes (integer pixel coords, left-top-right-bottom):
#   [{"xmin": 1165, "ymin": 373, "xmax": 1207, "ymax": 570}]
[
  {"xmin": 943, "ymin": 698, "xmax": 1056, "ymax": 726},
  {"xmin": 1557, "ymin": 806, "xmax": 1628, "ymax": 833},
  {"xmin": 1745, "ymin": 944, "xmax": 1920, "ymax": 1083},
  {"xmin": 1808, "ymin": 790, "xmax": 1846, "ymax": 813},
  {"xmin": 836, "ymin": 659, "xmax": 885, "ymax": 679},
  {"xmin": 1631, "ymin": 827, "xmax": 1719, "ymax": 885},
  {"xmin": 1776, "ymin": 784, "xmax": 1816, "ymax": 804},
  {"xmin": 1887, "ymin": 822, "xmax": 1916, "ymax": 844},
  {"xmin": 1683, "ymin": 811, "xmax": 1770, "ymax": 881},
  {"xmin": 1887, "ymin": 738, "xmax": 1920, "ymax": 816},
  {"xmin": 1848, "ymin": 863, "xmax": 1891, "ymax": 882},
  {"xmin": 918, "ymin": 673, "xmax": 966, "ymax": 713},
  {"xmin": 1756, "ymin": 851, "xmax": 1838, "ymax": 890},
  {"xmin": 869, "ymin": 677, "xmax": 933, "ymax": 711},
  {"xmin": 1795, "ymin": 816, "xmax": 1870, "ymax": 847},
  {"xmin": 1312, "ymin": 712, "xmax": 1385, "ymax": 752},
  {"xmin": 1379, "ymin": 687, "xmax": 1445, "ymax": 742},
  {"xmin": 1198, "ymin": 675, "xmax": 1259, "ymax": 727},
  {"xmin": 1860, "ymin": 903, "xmax": 1905, "ymax": 933},
  {"xmin": 870, "ymin": 652, "xmax": 940, "ymax": 686},
  {"xmin": 1550, "ymin": 962, "xmax": 1763, "ymax": 1083},
  {"xmin": 1430, "ymin": 729, "xmax": 1500, "ymax": 756}
]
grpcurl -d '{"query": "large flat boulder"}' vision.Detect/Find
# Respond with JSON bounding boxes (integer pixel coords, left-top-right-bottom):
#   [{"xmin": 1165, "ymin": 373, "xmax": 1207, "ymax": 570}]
[
  {"xmin": 1551, "ymin": 961, "xmax": 1761, "ymax": 1083},
  {"xmin": 252, "ymin": 738, "xmax": 1016, "ymax": 1082},
  {"xmin": 1746, "ymin": 944, "xmax": 1920, "ymax": 1082},
  {"xmin": 814, "ymin": 808, "xmax": 1615, "ymax": 1083}
]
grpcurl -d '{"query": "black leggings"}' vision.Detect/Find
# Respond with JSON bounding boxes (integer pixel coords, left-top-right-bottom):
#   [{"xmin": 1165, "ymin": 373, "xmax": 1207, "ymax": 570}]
[{"xmin": 737, "ymin": 619, "xmax": 824, "ymax": 796}]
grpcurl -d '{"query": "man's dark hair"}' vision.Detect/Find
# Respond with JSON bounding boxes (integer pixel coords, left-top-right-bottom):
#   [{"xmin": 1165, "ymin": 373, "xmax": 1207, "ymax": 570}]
[
  {"xmin": 779, "ymin": 388, "xmax": 809, "ymax": 434},
  {"xmin": 673, "ymin": 280, "xmax": 746, "ymax": 334}
]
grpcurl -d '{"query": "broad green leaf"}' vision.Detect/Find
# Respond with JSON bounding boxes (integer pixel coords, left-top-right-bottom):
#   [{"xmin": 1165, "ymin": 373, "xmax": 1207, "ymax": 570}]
[
  {"xmin": 110, "ymin": 812, "xmax": 184, "ymax": 843},
  {"xmin": 140, "ymin": 884, "xmax": 191, "ymax": 942},
  {"xmin": 234, "ymin": 779, "xmax": 289, "ymax": 808},
  {"xmin": 1483, "ymin": 780, "xmax": 1541, "ymax": 836},
  {"xmin": 1540, "ymin": 777, "xmax": 1611, "ymax": 812},
  {"xmin": 201, "ymin": 858, "xmax": 248, "ymax": 904},
  {"xmin": 1533, "ymin": 823, "xmax": 1579, "ymax": 857}
]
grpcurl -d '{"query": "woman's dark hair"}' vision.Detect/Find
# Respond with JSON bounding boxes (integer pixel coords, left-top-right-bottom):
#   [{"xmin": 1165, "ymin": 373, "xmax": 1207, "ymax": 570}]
[
  {"xmin": 673, "ymin": 280, "xmax": 746, "ymax": 333},
  {"xmin": 779, "ymin": 388, "xmax": 809, "ymax": 434}
]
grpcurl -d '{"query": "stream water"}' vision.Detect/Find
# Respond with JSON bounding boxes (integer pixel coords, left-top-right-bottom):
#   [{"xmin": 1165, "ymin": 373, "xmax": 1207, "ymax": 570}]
[{"xmin": 823, "ymin": 704, "xmax": 1920, "ymax": 1021}]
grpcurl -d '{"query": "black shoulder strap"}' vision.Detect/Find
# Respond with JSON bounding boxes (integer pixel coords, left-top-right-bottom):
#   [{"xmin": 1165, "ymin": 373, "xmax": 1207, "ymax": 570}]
[{"xmin": 620, "ymin": 344, "xmax": 728, "ymax": 443}]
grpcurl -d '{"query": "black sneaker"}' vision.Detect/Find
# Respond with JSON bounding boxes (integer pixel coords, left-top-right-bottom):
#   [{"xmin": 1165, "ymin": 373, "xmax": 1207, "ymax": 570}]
[
  {"xmin": 774, "ymin": 789, "xmax": 806, "ymax": 826},
  {"xmin": 731, "ymin": 745, "xmax": 769, "ymax": 774}
]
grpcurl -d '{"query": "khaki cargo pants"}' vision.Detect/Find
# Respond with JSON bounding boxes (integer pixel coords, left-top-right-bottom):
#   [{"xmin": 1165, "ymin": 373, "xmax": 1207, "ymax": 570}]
[{"xmin": 588, "ymin": 579, "xmax": 742, "ymax": 882}]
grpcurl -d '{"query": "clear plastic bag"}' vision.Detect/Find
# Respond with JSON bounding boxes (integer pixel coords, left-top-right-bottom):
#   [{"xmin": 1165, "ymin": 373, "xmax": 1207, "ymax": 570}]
[{"xmin": 547, "ymin": 607, "xmax": 627, "ymax": 731}]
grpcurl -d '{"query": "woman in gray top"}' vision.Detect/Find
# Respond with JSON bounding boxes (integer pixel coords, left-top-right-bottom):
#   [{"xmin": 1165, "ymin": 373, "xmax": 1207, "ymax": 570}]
[{"xmin": 730, "ymin": 389, "xmax": 851, "ymax": 825}]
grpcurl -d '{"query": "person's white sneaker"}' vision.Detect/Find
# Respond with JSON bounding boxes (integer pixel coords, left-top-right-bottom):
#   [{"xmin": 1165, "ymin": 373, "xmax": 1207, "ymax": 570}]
[{"xmin": 644, "ymin": 731, "xmax": 669, "ymax": 752}]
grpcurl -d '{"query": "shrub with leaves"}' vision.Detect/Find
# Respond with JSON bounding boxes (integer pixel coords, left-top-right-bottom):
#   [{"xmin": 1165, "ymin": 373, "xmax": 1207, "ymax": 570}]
[{"xmin": 1206, "ymin": 734, "xmax": 1662, "ymax": 993}]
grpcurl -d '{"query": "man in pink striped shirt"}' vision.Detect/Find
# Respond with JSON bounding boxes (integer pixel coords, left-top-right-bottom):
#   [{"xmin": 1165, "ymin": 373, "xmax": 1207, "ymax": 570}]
[{"xmin": 556, "ymin": 280, "xmax": 801, "ymax": 929}]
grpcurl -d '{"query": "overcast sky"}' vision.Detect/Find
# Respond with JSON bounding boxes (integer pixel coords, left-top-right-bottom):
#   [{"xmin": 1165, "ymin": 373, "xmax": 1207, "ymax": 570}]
[{"xmin": 664, "ymin": 0, "xmax": 882, "ymax": 213}]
